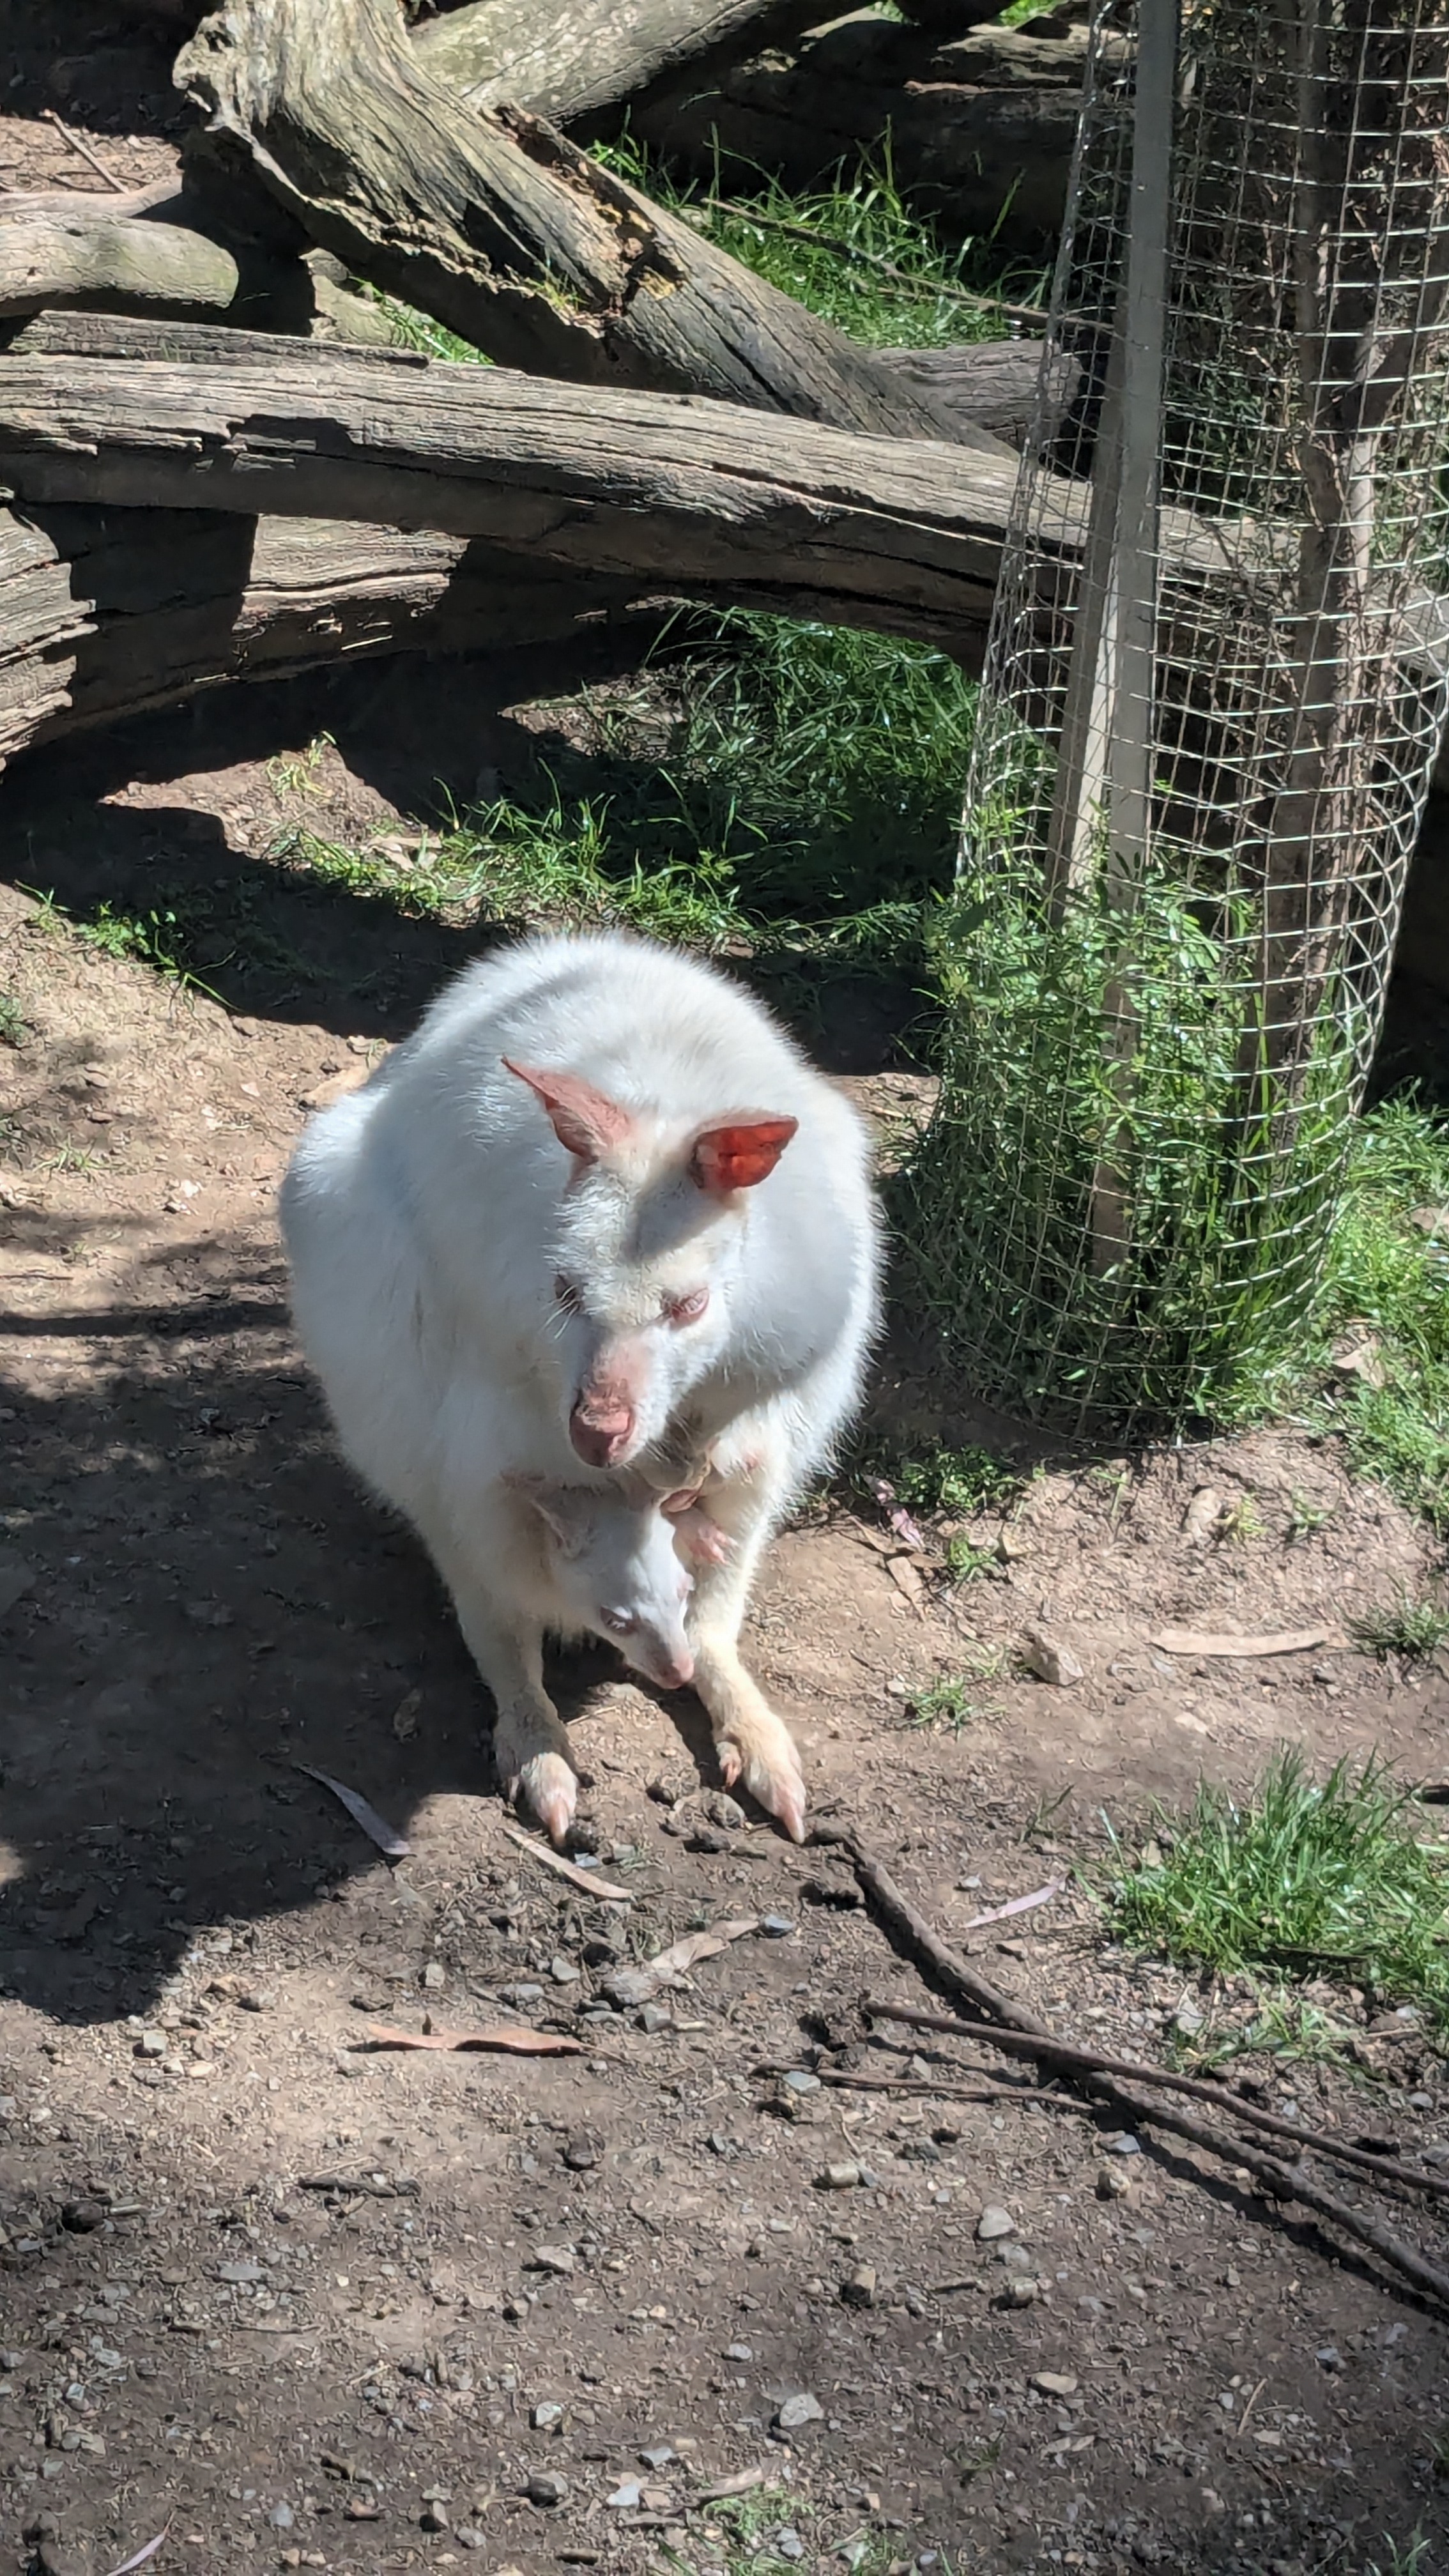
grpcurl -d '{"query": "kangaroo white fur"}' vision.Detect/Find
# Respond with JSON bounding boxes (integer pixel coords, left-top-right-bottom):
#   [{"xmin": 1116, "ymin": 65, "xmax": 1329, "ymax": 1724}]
[{"xmin": 279, "ymin": 929, "xmax": 881, "ymax": 1843}]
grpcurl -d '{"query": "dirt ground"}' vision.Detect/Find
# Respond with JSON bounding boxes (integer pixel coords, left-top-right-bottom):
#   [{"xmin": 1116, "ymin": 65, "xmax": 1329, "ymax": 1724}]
[{"xmin": 8, "ymin": 26, "xmax": 1449, "ymax": 2576}]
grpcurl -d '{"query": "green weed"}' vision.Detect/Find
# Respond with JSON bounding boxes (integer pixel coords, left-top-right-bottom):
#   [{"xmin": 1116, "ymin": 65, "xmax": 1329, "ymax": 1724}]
[
  {"xmin": 903, "ymin": 1670, "xmax": 1004, "ymax": 1733},
  {"xmin": 944, "ymin": 1533, "xmax": 997, "ymax": 1584},
  {"xmin": 1349, "ymin": 1592, "xmax": 1449, "ymax": 1660},
  {"xmin": 1107, "ymin": 1750, "xmax": 1449, "ymax": 2038},
  {"xmin": 854, "ymin": 1435, "xmax": 1016, "ymax": 1519},
  {"xmin": 0, "ymin": 992, "xmax": 30, "ymax": 1045}
]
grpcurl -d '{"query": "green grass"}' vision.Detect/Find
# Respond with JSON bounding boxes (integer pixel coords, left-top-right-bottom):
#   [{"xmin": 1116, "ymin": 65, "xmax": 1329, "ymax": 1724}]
[
  {"xmin": 902, "ymin": 1668, "xmax": 1006, "ymax": 1733},
  {"xmin": 1349, "ymin": 1591, "xmax": 1449, "ymax": 1660},
  {"xmin": 597, "ymin": 137, "xmax": 1047, "ymax": 346},
  {"xmin": 1107, "ymin": 1749, "xmax": 1449, "ymax": 2040},
  {"xmin": 19, "ymin": 888, "xmax": 225, "ymax": 1000},
  {"xmin": 0, "ymin": 992, "xmax": 30, "ymax": 1045},
  {"xmin": 852, "ymin": 1434, "xmax": 1016, "ymax": 1518}
]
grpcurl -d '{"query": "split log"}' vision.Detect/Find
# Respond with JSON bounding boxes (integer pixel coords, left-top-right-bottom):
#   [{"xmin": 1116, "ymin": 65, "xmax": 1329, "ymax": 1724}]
[
  {"xmin": 0, "ymin": 339, "xmax": 1020, "ymax": 640},
  {"xmin": 412, "ymin": 0, "xmax": 824, "ymax": 124},
  {"xmin": 0, "ymin": 178, "xmax": 185, "ymax": 222},
  {"xmin": 873, "ymin": 341, "xmax": 1080, "ymax": 452},
  {"xmin": 0, "ymin": 215, "xmax": 239, "ymax": 320},
  {"xmin": 172, "ymin": 0, "xmax": 990, "ymax": 442}
]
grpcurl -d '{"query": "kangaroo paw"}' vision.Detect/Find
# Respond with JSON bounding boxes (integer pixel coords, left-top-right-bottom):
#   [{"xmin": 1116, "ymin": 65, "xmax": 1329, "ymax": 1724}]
[
  {"xmin": 510, "ymin": 1749, "xmax": 578, "ymax": 1846},
  {"xmin": 716, "ymin": 1730, "xmax": 807, "ymax": 1844}
]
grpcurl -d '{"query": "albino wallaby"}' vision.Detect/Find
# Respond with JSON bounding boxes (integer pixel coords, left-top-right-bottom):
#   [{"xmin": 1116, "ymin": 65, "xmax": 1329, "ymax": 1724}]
[
  {"xmin": 506, "ymin": 1473, "xmax": 727, "ymax": 1692},
  {"xmin": 279, "ymin": 930, "xmax": 881, "ymax": 1844}
]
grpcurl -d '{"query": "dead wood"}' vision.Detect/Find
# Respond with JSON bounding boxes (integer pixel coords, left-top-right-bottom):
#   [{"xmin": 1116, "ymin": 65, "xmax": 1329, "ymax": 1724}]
[
  {"xmin": 0, "ymin": 339, "xmax": 1027, "ymax": 648},
  {"xmin": 0, "ymin": 178, "xmax": 185, "ymax": 222},
  {"xmin": 810, "ymin": 1826, "xmax": 1449, "ymax": 2310},
  {"xmin": 171, "ymin": 0, "xmax": 986, "ymax": 441},
  {"xmin": 412, "ymin": 0, "xmax": 824, "ymax": 125},
  {"xmin": 0, "ymin": 215, "xmax": 238, "ymax": 319}
]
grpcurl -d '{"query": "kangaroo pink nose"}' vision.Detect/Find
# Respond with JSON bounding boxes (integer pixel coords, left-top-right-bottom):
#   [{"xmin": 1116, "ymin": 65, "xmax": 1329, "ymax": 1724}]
[
  {"xmin": 651, "ymin": 1648, "xmax": 694, "ymax": 1690},
  {"xmin": 569, "ymin": 1393, "xmax": 635, "ymax": 1466}
]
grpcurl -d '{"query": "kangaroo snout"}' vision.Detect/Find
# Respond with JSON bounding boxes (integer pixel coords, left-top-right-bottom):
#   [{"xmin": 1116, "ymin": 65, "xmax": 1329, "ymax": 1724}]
[
  {"xmin": 569, "ymin": 1395, "xmax": 636, "ymax": 1467},
  {"xmin": 638, "ymin": 1638, "xmax": 694, "ymax": 1690}
]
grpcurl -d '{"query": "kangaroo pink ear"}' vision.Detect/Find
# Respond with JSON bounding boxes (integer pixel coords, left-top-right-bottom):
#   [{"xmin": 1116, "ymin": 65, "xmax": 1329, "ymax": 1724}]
[
  {"xmin": 689, "ymin": 1115, "xmax": 799, "ymax": 1194},
  {"xmin": 503, "ymin": 1059, "xmax": 634, "ymax": 1163}
]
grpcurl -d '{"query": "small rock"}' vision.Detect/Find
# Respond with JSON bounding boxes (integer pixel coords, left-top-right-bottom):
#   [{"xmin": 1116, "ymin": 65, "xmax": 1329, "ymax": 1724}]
[
  {"xmin": 135, "ymin": 2031, "xmax": 167, "ymax": 2059},
  {"xmin": 562, "ymin": 2133, "xmax": 601, "ymax": 2172},
  {"xmin": 61, "ymin": 2201, "xmax": 104, "ymax": 2233},
  {"xmin": 531, "ymin": 2402, "xmax": 564, "ymax": 2430},
  {"xmin": 1001, "ymin": 2275, "xmax": 1039, "ymax": 2308},
  {"xmin": 760, "ymin": 1915, "xmax": 795, "ymax": 1938},
  {"xmin": 778, "ymin": 2533, "xmax": 805, "ymax": 2561},
  {"xmin": 1172, "ymin": 2002, "xmax": 1204, "ymax": 2037},
  {"xmin": 638, "ymin": 2445, "xmax": 675, "ymax": 2470},
  {"xmin": 781, "ymin": 2069, "xmax": 820, "ymax": 2096},
  {"xmin": 1031, "ymin": 2370, "xmax": 1078, "ymax": 2397},
  {"xmin": 724, "ymin": 2343, "xmax": 753, "ymax": 2363},
  {"xmin": 422, "ymin": 1961, "xmax": 447, "ymax": 1992},
  {"xmin": 605, "ymin": 2483, "xmax": 641, "ymax": 2511},
  {"xmin": 549, "ymin": 1956, "xmax": 581, "ymax": 1986},
  {"xmin": 976, "ymin": 2205, "xmax": 1015, "ymax": 2241},
  {"xmin": 998, "ymin": 2241, "xmax": 1033, "ymax": 2272},
  {"xmin": 639, "ymin": 2002, "xmax": 672, "ymax": 2035},
  {"xmin": 218, "ymin": 2261, "xmax": 267, "ymax": 2284},
  {"xmin": 527, "ymin": 2245, "xmax": 574, "ymax": 2276},
  {"xmin": 1101, "ymin": 2130, "xmax": 1140, "ymax": 2155},
  {"xmin": 1096, "ymin": 2164, "xmax": 1132, "ymax": 2199},
  {"xmin": 703, "ymin": 1791, "xmax": 746, "ymax": 1830},
  {"xmin": 1020, "ymin": 1627, "xmax": 1085, "ymax": 1686},
  {"xmin": 270, "ymin": 2506, "xmax": 296, "ymax": 2532},
  {"xmin": 1316, "ymin": 2346, "xmax": 1342, "ymax": 2372},
  {"xmin": 774, "ymin": 2392, "xmax": 824, "ymax": 2432},
  {"xmin": 454, "ymin": 2531, "xmax": 484, "ymax": 2550},
  {"xmin": 840, "ymin": 2265, "xmax": 876, "ymax": 2308},
  {"xmin": 818, "ymin": 2162, "xmax": 862, "ymax": 2191},
  {"xmin": 1183, "ymin": 1487, "xmax": 1223, "ymax": 1545},
  {"xmin": 420, "ymin": 2504, "xmax": 450, "ymax": 2534},
  {"xmin": 526, "ymin": 2474, "xmax": 568, "ymax": 2509}
]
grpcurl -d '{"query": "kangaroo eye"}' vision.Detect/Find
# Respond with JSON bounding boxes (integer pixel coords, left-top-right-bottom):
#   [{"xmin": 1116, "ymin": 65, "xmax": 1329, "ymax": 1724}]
[
  {"xmin": 664, "ymin": 1287, "xmax": 709, "ymax": 1325},
  {"xmin": 554, "ymin": 1273, "xmax": 583, "ymax": 1314},
  {"xmin": 601, "ymin": 1609, "xmax": 636, "ymax": 1637}
]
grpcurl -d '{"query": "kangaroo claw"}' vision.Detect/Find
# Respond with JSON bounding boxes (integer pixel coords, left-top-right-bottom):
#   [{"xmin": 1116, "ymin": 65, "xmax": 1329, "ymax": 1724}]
[
  {"xmin": 509, "ymin": 1750, "xmax": 578, "ymax": 1847},
  {"xmin": 715, "ymin": 1735, "xmax": 807, "ymax": 1844}
]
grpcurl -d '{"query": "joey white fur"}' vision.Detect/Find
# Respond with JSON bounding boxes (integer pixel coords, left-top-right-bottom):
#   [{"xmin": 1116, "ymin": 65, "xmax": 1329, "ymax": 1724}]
[{"xmin": 279, "ymin": 929, "xmax": 881, "ymax": 1843}]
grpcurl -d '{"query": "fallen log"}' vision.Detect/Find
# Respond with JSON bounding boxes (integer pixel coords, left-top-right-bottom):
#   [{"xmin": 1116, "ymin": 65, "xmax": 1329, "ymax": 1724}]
[
  {"xmin": 172, "ymin": 0, "xmax": 990, "ymax": 441},
  {"xmin": 0, "ymin": 215, "xmax": 239, "ymax": 319},
  {"xmin": 412, "ymin": 0, "xmax": 824, "ymax": 123},
  {"xmin": 630, "ymin": 15, "xmax": 1082, "ymax": 249}
]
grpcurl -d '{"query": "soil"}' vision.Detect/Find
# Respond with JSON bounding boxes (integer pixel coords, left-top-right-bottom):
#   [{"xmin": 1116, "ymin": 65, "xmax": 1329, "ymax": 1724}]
[{"xmin": 6, "ymin": 31, "xmax": 1449, "ymax": 2576}]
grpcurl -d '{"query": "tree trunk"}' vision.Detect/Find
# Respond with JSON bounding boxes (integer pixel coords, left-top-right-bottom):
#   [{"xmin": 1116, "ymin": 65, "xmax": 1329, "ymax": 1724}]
[
  {"xmin": 412, "ymin": 0, "xmax": 823, "ymax": 124},
  {"xmin": 171, "ymin": 0, "xmax": 994, "ymax": 444}
]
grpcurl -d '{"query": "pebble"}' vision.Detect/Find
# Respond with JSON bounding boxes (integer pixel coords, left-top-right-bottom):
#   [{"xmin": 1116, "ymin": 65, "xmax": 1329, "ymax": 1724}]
[
  {"xmin": 421, "ymin": 1961, "xmax": 447, "ymax": 1991},
  {"xmin": 550, "ymin": 1956, "xmax": 581, "ymax": 1985},
  {"xmin": 724, "ymin": 2343, "xmax": 753, "ymax": 2362},
  {"xmin": 704, "ymin": 1791, "xmax": 746, "ymax": 1830},
  {"xmin": 999, "ymin": 2241, "xmax": 1033, "ymax": 2272},
  {"xmin": 639, "ymin": 2003, "xmax": 673, "ymax": 2035},
  {"xmin": 531, "ymin": 2402, "xmax": 564, "ymax": 2430},
  {"xmin": 778, "ymin": 2533, "xmax": 805, "ymax": 2561},
  {"xmin": 606, "ymin": 2483, "xmax": 641, "ymax": 2510},
  {"xmin": 526, "ymin": 2474, "xmax": 568, "ymax": 2509},
  {"xmin": 454, "ymin": 2531, "xmax": 484, "ymax": 2550},
  {"xmin": 638, "ymin": 2444, "xmax": 675, "ymax": 2469},
  {"xmin": 135, "ymin": 2032, "xmax": 166, "ymax": 2059},
  {"xmin": 1096, "ymin": 2164, "xmax": 1132, "ymax": 2199},
  {"xmin": 1020, "ymin": 1627, "xmax": 1085, "ymax": 1686},
  {"xmin": 562, "ymin": 2134, "xmax": 600, "ymax": 2171},
  {"xmin": 528, "ymin": 2245, "xmax": 575, "ymax": 2276},
  {"xmin": 1101, "ymin": 2130, "xmax": 1141, "ymax": 2155},
  {"xmin": 760, "ymin": 1915, "xmax": 795, "ymax": 1939},
  {"xmin": 841, "ymin": 2265, "xmax": 877, "ymax": 2308},
  {"xmin": 218, "ymin": 2261, "xmax": 267, "ymax": 2285},
  {"xmin": 270, "ymin": 2505, "xmax": 295, "ymax": 2532},
  {"xmin": 1031, "ymin": 2371, "xmax": 1078, "ymax": 2397},
  {"xmin": 781, "ymin": 2069, "xmax": 820, "ymax": 2095},
  {"xmin": 976, "ymin": 2205, "xmax": 1015, "ymax": 2241},
  {"xmin": 1001, "ymin": 2276, "xmax": 1039, "ymax": 2308},
  {"xmin": 818, "ymin": 2163, "xmax": 862, "ymax": 2191},
  {"xmin": 774, "ymin": 2392, "xmax": 824, "ymax": 2431}
]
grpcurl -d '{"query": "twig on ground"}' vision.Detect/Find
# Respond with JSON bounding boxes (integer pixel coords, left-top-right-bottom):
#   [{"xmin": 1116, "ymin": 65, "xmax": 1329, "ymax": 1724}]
[
  {"xmin": 866, "ymin": 1997, "xmax": 1449, "ymax": 2204},
  {"xmin": 42, "ymin": 109, "xmax": 128, "ymax": 191},
  {"xmin": 694, "ymin": 197, "xmax": 1049, "ymax": 328},
  {"xmin": 810, "ymin": 1824, "xmax": 1449, "ymax": 2309},
  {"xmin": 500, "ymin": 1821, "xmax": 631, "ymax": 1901}
]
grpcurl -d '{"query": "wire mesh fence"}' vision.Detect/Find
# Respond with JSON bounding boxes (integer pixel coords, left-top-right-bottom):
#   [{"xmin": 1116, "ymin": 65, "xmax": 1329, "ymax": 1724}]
[{"xmin": 904, "ymin": 0, "xmax": 1449, "ymax": 1439}]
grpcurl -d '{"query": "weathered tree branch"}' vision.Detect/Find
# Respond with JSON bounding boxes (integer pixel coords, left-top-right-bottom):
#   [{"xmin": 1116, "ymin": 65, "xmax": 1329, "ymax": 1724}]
[
  {"xmin": 411, "ymin": 0, "xmax": 824, "ymax": 124},
  {"xmin": 0, "ymin": 215, "xmax": 238, "ymax": 319},
  {"xmin": 171, "ymin": 0, "xmax": 990, "ymax": 442}
]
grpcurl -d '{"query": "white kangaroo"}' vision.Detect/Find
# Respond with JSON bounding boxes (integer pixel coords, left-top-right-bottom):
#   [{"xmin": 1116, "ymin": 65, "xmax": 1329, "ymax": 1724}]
[{"xmin": 279, "ymin": 930, "xmax": 881, "ymax": 1844}]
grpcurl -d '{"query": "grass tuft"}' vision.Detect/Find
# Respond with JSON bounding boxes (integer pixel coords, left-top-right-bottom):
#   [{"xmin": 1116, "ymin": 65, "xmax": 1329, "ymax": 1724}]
[
  {"xmin": 1107, "ymin": 1749, "xmax": 1449, "ymax": 2038},
  {"xmin": 1348, "ymin": 1592, "xmax": 1449, "ymax": 1660}
]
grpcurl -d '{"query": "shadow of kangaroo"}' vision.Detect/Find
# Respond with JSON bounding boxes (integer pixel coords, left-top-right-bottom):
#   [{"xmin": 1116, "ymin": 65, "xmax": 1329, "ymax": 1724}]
[{"xmin": 279, "ymin": 929, "xmax": 881, "ymax": 1845}]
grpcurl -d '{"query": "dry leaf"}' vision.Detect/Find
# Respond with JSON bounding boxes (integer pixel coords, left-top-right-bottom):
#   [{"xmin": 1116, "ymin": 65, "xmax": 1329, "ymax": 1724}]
[
  {"xmin": 365, "ymin": 2023, "xmax": 581, "ymax": 2055},
  {"xmin": 959, "ymin": 1877, "xmax": 1065, "ymax": 1933},
  {"xmin": 698, "ymin": 2467, "xmax": 771, "ymax": 2503},
  {"xmin": 601, "ymin": 1917, "xmax": 758, "ymax": 2009},
  {"xmin": 1183, "ymin": 1486, "xmax": 1223, "ymax": 1545},
  {"xmin": 1331, "ymin": 1327, "xmax": 1386, "ymax": 1390},
  {"xmin": 501, "ymin": 1822, "xmax": 631, "ymax": 1901},
  {"xmin": 1148, "ymin": 1625, "xmax": 1335, "ymax": 1658},
  {"xmin": 293, "ymin": 1763, "xmax": 410, "ymax": 1857},
  {"xmin": 868, "ymin": 1476, "xmax": 927, "ymax": 1552},
  {"xmin": 1410, "ymin": 1206, "xmax": 1449, "ymax": 1236},
  {"xmin": 102, "ymin": 2536, "xmax": 169, "ymax": 2576},
  {"xmin": 391, "ymin": 1688, "xmax": 422, "ymax": 1742}
]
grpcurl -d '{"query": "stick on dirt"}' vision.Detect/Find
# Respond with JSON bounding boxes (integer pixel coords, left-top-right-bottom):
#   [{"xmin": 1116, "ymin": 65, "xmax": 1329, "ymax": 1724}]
[{"xmin": 811, "ymin": 1825, "xmax": 1449, "ymax": 2308}]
